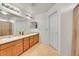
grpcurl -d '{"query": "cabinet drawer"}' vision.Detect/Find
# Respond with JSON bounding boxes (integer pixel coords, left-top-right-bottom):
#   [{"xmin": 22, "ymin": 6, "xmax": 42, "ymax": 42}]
[
  {"xmin": 12, "ymin": 43, "xmax": 23, "ymax": 56},
  {"xmin": 30, "ymin": 36, "xmax": 33, "ymax": 42},
  {"xmin": 34, "ymin": 34, "xmax": 39, "ymax": 44},
  {"xmin": 36, "ymin": 34, "xmax": 39, "ymax": 42},
  {"xmin": 0, "ymin": 47, "xmax": 12, "ymax": 56},
  {"xmin": 29, "ymin": 36, "xmax": 34, "ymax": 47},
  {"xmin": 34, "ymin": 35, "xmax": 37, "ymax": 44},
  {"xmin": 30, "ymin": 36, "xmax": 33, "ymax": 39},
  {"xmin": 0, "ymin": 39, "xmax": 23, "ymax": 50},
  {"xmin": 24, "ymin": 37, "xmax": 30, "ymax": 51}
]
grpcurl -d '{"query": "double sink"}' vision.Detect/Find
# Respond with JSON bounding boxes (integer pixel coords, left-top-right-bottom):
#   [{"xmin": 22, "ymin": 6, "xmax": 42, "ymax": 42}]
[{"xmin": 0, "ymin": 32, "xmax": 39, "ymax": 45}]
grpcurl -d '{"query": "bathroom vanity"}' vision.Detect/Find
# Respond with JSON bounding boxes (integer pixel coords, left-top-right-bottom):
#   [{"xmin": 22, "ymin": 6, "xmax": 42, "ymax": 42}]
[{"xmin": 0, "ymin": 32, "xmax": 39, "ymax": 56}]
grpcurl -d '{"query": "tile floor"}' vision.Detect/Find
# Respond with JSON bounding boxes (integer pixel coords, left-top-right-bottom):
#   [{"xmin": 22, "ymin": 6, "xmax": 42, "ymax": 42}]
[{"xmin": 21, "ymin": 43, "xmax": 58, "ymax": 56}]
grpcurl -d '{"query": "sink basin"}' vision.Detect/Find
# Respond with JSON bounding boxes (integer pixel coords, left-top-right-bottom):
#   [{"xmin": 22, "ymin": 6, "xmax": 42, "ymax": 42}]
[
  {"xmin": 2, "ymin": 35, "xmax": 17, "ymax": 39},
  {"xmin": 0, "ymin": 35, "xmax": 18, "ymax": 43}
]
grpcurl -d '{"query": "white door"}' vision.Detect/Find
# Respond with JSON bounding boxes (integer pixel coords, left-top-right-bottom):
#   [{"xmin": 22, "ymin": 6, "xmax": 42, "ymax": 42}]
[{"xmin": 49, "ymin": 12, "xmax": 59, "ymax": 50}]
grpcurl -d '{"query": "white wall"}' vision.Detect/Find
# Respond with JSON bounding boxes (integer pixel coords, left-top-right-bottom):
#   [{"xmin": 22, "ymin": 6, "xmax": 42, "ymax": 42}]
[
  {"xmin": 0, "ymin": 3, "xmax": 77, "ymax": 56},
  {"xmin": 47, "ymin": 3, "xmax": 77, "ymax": 56},
  {"xmin": 33, "ymin": 3, "xmax": 77, "ymax": 56},
  {"xmin": 60, "ymin": 8, "xmax": 73, "ymax": 56},
  {"xmin": 33, "ymin": 13, "xmax": 49, "ymax": 44}
]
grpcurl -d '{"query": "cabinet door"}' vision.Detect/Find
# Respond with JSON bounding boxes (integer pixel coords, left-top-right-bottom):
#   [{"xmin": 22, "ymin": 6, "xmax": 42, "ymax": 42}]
[
  {"xmin": 12, "ymin": 40, "xmax": 23, "ymax": 56},
  {"xmin": 24, "ymin": 37, "xmax": 30, "ymax": 51},
  {"xmin": 0, "ymin": 47, "xmax": 12, "ymax": 56},
  {"xmin": 34, "ymin": 35, "xmax": 37, "ymax": 44},
  {"xmin": 36, "ymin": 34, "xmax": 39, "ymax": 42},
  {"xmin": 29, "ymin": 36, "xmax": 34, "ymax": 47},
  {"xmin": 12, "ymin": 43, "xmax": 23, "ymax": 56},
  {"xmin": 34, "ymin": 34, "xmax": 39, "ymax": 44}
]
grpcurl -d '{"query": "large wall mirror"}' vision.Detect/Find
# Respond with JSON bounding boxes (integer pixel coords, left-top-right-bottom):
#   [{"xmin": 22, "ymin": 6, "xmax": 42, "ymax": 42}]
[
  {"xmin": 0, "ymin": 19, "xmax": 12, "ymax": 36},
  {"xmin": 30, "ymin": 22, "xmax": 38, "ymax": 29}
]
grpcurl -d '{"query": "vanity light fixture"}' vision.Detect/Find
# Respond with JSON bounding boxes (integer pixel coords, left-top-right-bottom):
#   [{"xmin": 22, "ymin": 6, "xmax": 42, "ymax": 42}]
[
  {"xmin": 25, "ymin": 14, "xmax": 32, "ymax": 19},
  {"xmin": 26, "ymin": 16, "xmax": 31, "ymax": 19},
  {"xmin": 0, "ymin": 9, "xmax": 8, "ymax": 15},
  {"xmin": 0, "ymin": 19, "xmax": 8, "ymax": 22},
  {"xmin": 1, "ymin": 3, "xmax": 20, "ymax": 14},
  {"xmin": 1, "ymin": 11, "xmax": 8, "ymax": 15}
]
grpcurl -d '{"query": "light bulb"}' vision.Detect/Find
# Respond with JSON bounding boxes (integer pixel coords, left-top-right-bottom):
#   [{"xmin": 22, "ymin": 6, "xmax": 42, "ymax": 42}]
[{"xmin": 1, "ymin": 11, "xmax": 8, "ymax": 15}]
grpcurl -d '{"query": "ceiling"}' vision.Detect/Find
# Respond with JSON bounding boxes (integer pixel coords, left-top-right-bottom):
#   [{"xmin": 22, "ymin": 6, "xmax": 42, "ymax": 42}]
[
  {"xmin": 10, "ymin": 3, "xmax": 55, "ymax": 16},
  {"xmin": 0, "ymin": 3, "xmax": 55, "ymax": 21}
]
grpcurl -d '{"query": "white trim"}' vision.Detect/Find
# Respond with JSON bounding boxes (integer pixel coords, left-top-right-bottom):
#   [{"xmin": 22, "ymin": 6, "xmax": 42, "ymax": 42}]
[{"xmin": 57, "ymin": 10, "xmax": 61, "ymax": 55}]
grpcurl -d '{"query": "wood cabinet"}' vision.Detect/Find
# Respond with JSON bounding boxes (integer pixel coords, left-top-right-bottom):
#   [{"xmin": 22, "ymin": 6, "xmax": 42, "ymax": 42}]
[
  {"xmin": 0, "ymin": 39, "xmax": 23, "ymax": 56},
  {"xmin": 0, "ymin": 33, "xmax": 39, "ymax": 56},
  {"xmin": 12, "ymin": 43, "xmax": 23, "ymax": 56},
  {"xmin": 34, "ymin": 34, "xmax": 39, "ymax": 44},
  {"xmin": 0, "ymin": 40, "xmax": 18, "ymax": 50},
  {"xmin": 36, "ymin": 34, "xmax": 39, "ymax": 42},
  {"xmin": 29, "ymin": 36, "xmax": 34, "ymax": 47},
  {"xmin": 23, "ymin": 37, "xmax": 30, "ymax": 51},
  {"xmin": 0, "ymin": 47, "xmax": 12, "ymax": 56}
]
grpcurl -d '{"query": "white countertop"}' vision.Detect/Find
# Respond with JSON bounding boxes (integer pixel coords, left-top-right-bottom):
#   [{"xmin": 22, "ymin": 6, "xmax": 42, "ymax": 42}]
[{"xmin": 0, "ymin": 32, "xmax": 39, "ymax": 45}]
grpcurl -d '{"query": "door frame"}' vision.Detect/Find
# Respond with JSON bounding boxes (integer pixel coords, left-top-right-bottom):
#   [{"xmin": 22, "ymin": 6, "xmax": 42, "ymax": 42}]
[
  {"xmin": 72, "ymin": 4, "xmax": 79, "ymax": 56},
  {"xmin": 48, "ymin": 10, "xmax": 61, "ymax": 55}
]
